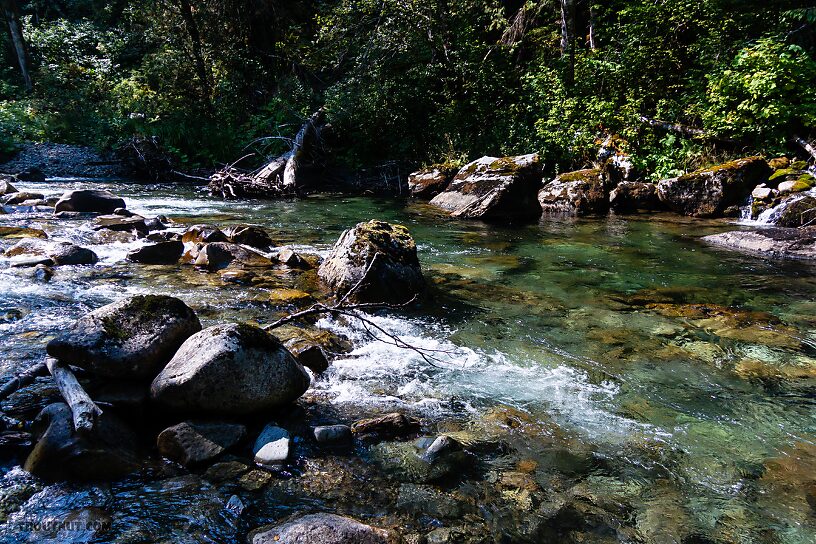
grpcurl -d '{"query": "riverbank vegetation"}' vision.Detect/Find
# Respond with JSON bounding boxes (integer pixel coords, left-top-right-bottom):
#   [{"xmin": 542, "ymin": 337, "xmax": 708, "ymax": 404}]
[{"xmin": 1, "ymin": 1, "xmax": 815, "ymax": 178}]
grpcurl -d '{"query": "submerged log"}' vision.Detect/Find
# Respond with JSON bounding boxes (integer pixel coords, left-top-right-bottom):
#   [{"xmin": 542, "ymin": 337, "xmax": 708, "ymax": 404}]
[
  {"xmin": 45, "ymin": 357, "xmax": 102, "ymax": 434},
  {"xmin": 0, "ymin": 361, "xmax": 48, "ymax": 402}
]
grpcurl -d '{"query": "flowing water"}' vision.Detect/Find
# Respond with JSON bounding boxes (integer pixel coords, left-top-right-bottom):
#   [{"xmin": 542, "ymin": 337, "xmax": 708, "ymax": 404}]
[{"xmin": 1, "ymin": 180, "xmax": 815, "ymax": 543}]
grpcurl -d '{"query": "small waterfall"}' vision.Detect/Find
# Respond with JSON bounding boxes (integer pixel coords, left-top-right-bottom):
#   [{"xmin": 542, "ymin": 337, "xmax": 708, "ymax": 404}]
[{"xmin": 740, "ymin": 187, "xmax": 816, "ymax": 226}]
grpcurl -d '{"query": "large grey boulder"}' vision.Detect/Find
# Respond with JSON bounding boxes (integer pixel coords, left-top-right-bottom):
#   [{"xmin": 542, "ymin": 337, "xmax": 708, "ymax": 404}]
[
  {"xmin": 24, "ymin": 403, "xmax": 142, "ymax": 482},
  {"xmin": 47, "ymin": 295, "xmax": 201, "ymax": 379},
  {"xmin": 54, "ymin": 189, "xmax": 126, "ymax": 215},
  {"xmin": 657, "ymin": 157, "xmax": 772, "ymax": 217},
  {"xmin": 249, "ymin": 513, "xmax": 390, "ymax": 544},
  {"xmin": 150, "ymin": 323, "xmax": 310, "ymax": 416},
  {"xmin": 318, "ymin": 220, "xmax": 424, "ymax": 303},
  {"xmin": 538, "ymin": 169, "xmax": 609, "ymax": 216},
  {"xmin": 429, "ymin": 154, "xmax": 543, "ymax": 221},
  {"xmin": 702, "ymin": 228, "xmax": 816, "ymax": 261},
  {"xmin": 4, "ymin": 239, "xmax": 98, "ymax": 266}
]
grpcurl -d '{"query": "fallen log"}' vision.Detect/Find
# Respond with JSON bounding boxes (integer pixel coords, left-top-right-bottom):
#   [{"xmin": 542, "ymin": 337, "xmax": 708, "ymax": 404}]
[
  {"xmin": 0, "ymin": 361, "xmax": 48, "ymax": 402},
  {"xmin": 45, "ymin": 357, "xmax": 102, "ymax": 434}
]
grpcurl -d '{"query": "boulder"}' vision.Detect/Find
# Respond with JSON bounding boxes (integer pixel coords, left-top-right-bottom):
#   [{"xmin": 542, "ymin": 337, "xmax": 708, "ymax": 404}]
[
  {"xmin": 429, "ymin": 154, "xmax": 543, "ymax": 220},
  {"xmin": 252, "ymin": 424, "xmax": 290, "ymax": 467},
  {"xmin": 194, "ymin": 242, "xmax": 274, "ymax": 271},
  {"xmin": 408, "ymin": 166, "xmax": 456, "ymax": 199},
  {"xmin": 93, "ymin": 214, "xmax": 148, "ymax": 234},
  {"xmin": 24, "ymin": 403, "xmax": 142, "ymax": 482},
  {"xmin": 702, "ymin": 228, "xmax": 816, "ymax": 261},
  {"xmin": 3, "ymin": 191, "xmax": 44, "ymax": 205},
  {"xmin": 318, "ymin": 220, "xmax": 424, "ymax": 303},
  {"xmin": 157, "ymin": 421, "xmax": 246, "ymax": 466},
  {"xmin": 54, "ymin": 190, "xmax": 126, "ymax": 215},
  {"xmin": 313, "ymin": 425, "xmax": 353, "ymax": 447},
  {"xmin": 777, "ymin": 176, "xmax": 815, "ymax": 194},
  {"xmin": 609, "ymin": 182, "xmax": 662, "ymax": 213},
  {"xmin": 4, "ymin": 239, "xmax": 98, "ymax": 266},
  {"xmin": 0, "ymin": 178, "xmax": 17, "ymax": 196},
  {"xmin": 538, "ymin": 169, "xmax": 609, "ymax": 216},
  {"xmin": 15, "ymin": 167, "xmax": 46, "ymax": 183},
  {"xmin": 277, "ymin": 247, "xmax": 313, "ymax": 268},
  {"xmin": 351, "ymin": 412, "xmax": 421, "ymax": 440},
  {"xmin": 0, "ymin": 227, "xmax": 47, "ymax": 240},
  {"xmin": 776, "ymin": 196, "xmax": 816, "ymax": 228},
  {"xmin": 287, "ymin": 342, "xmax": 329, "ymax": 373},
  {"xmin": 181, "ymin": 224, "xmax": 229, "ymax": 244},
  {"xmin": 657, "ymin": 157, "xmax": 772, "ymax": 217},
  {"xmin": 127, "ymin": 241, "xmax": 184, "ymax": 264},
  {"xmin": 249, "ymin": 513, "xmax": 390, "ymax": 544},
  {"xmin": 47, "ymin": 295, "xmax": 201, "ymax": 379},
  {"xmin": 150, "ymin": 323, "xmax": 310, "ymax": 416},
  {"xmin": 224, "ymin": 225, "xmax": 274, "ymax": 248}
]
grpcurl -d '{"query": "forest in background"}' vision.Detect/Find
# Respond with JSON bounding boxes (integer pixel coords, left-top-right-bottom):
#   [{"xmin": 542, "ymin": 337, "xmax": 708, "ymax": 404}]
[{"xmin": 1, "ymin": 0, "xmax": 815, "ymax": 179}]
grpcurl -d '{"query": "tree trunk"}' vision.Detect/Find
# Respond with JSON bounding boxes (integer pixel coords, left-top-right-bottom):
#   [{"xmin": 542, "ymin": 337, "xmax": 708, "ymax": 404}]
[
  {"xmin": 45, "ymin": 358, "xmax": 103, "ymax": 435},
  {"xmin": 1, "ymin": 0, "xmax": 32, "ymax": 91},
  {"xmin": 560, "ymin": 0, "xmax": 576, "ymax": 87},
  {"xmin": 176, "ymin": 0, "xmax": 211, "ymax": 102},
  {"xmin": 588, "ymin": 3, "xmax": 597, "ymax": 50}
]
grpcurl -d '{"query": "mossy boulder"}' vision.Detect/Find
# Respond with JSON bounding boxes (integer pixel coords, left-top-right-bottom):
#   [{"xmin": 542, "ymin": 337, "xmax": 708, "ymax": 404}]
[
  {"xmin": 429, "ymin": 154, "xmax": 543, "ymax": 221},
  {"xmin": 47, "ymin": 295, "xmax": 201, "ymax": 379},
  {"xmin": 777, "ymin": 175, "xmax": 815, "ymax": 194},
  {"xmin": 657, "ymin": 157, "xmax": 772, "ymax": 217},
  {"xmin": 408, "ymin": 165, "xmax": 457, "ymax": 199},
  {"xmin": 777, "ymin": 196, "xmax": 816, "ymax": 228},
  {"xmin": 0, "ymin": 227, "xmax": 47, "ymax": 240},
  {"xmin": 538, "ymin": 169, "xmax": 609, "ymax": 216},
  {"xmin": 318, "ymin": 219, "xmax": 424, "ymax": 303}
]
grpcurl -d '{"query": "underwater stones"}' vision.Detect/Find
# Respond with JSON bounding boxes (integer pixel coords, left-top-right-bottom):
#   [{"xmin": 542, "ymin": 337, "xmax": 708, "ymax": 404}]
[
  {"xmin": 430, "ymin": 154, "xmax": 543, "ymax": 221},
  {"xmin": 5, "ymin": 239, "xmax": 98, "ymax": 266},
  {"xmin": 0, "ymin": 227, "xmax": 47, "ymax": 239},
  {"xmin": 194, "ymin": 242, "xmax": 274, "ymax": 271},
  {"xmin": 253, "ymin": 424, "xmax": 291, "ymax": 467},
  {"xmin": 421, "ymin": 435, "xmax": 463, "ymax": 463},
  {"xmin": 47, "ymin": 295, "xmax": 201, "ymax": 379},
  {"xmin": 203, "ymin": 460, "xmax": 249, "ymax": 483},
  {"xmin": 313, "ymin": 425, "xmax": 353, "ymax": 446},
  {"xmin": 396, "ymin": 484, "xmax": 475, "ymax": 519},
  {"xmin": 250, "ymin": 513, "xmax": 390, "ymax": 544},
  {"xmin": 54, "ymin": 189, "xmax": 126, "ymax": 215},
  {"xmin": 268, "ymin": 288, "xmax": 313, "ymax": 305},
  {"xmin": 657, "ymin": 156, "xmax": 772, "ymax": 217},
  {"xmin": 776, "ymin": 196, "xmax": 816, "ymax": 228},
  {"xmin": 408, "ymin": 165, "xmax": 457, "ymax": 199},
  {"xmin": 24, "ymin": 403, "xmax": 142, "ymax": 482},
  {"xmin": 370, "ymin": 438, "xmax": 471, "ymax": 483},
  {"xmin": 181, "ymin": 224, "xmax": 229, "ymax": 244},
  {"xmin": 157, "ymin": 421, "xmax": 246, "ymax": 466},
  {"xmin": 538, "ymin": 168, "xmax": 609, "ymax": 216},
  {"xmin": 150, "ymin": 323, "xmax": 310, "ymax": 416},
  {"xmin": 318, "ymin": 219, "xmax": 424, "ymax": 303},
  {"xmin": 351, "ymin": 412, "xmax": 421, "ymax": 440},
  {"xmin": 609, "ymin": 181, "xmax": 662, "ymax": 213},
  {"xmin": 702, "ymin": 228, "xmax": 816, "ymax": 261},
  {"xmin": 127, "ymin": 240, "xmax": 184, "ymax": 264},
  {"xmin": 223, "ymin": 224, "xmax": 274, "ymax": 249}
]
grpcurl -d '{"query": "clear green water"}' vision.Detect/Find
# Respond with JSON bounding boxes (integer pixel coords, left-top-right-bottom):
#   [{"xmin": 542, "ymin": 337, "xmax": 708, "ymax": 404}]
[{"xmin": 1, "ymin": 181, "xmax": 815, "ymax": 543}]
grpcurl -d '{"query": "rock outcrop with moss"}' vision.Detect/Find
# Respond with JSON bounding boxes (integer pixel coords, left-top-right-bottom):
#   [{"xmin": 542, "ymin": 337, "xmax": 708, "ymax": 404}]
[
  {"xmin": 318, "ymin": 219, "xmax": 424, "ymax": 303},
  {"xmin": 538, "ymin": 168, "xmax": 609, "ymax": 216},
  {"xmin": 429, "ymin": 154, "xmax": 543, "ymax": 221},
  {"xmin": 609, "ymin": 181, "xmax": 663, "ymax": 213},
  {"xmin": 408, "ymin": 165, "xmax": 457, "ymax": 199},
  {"xmin": 657, "ymin": 157, "xmax": 772, "ymax": 217}
]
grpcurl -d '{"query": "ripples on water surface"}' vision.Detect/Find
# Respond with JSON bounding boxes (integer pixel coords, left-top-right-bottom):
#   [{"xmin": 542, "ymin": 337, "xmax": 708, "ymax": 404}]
[{"xmin": 1, "ymin": 180, "xmax": 815, "ymax": 543}]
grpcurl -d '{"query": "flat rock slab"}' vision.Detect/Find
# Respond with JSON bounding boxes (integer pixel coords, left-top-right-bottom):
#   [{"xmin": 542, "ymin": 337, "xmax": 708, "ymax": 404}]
[
  {"xmin": 702, "ymin": 228, "xmax": 816, "ymax": 261},
  {"xmin": 249, "ymin": 513, "xmax": 390, "ymax": 544}
]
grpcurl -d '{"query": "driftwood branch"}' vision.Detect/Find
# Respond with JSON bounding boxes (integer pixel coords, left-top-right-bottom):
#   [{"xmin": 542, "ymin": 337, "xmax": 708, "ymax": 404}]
[
  {"xmin": 0, "ymin": 361, "xmax": 48, "ymax": 402},
  {"xmin": 45, "ymin": 357, "xmax": 102, "ymax": 434},
  {"xmin": 793, "ymin": 135, "xmax": 816, "ymax": 162}
]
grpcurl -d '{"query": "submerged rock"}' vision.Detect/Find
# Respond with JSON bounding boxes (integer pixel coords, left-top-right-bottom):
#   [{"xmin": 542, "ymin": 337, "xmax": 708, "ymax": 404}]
[
  {"xmin": 249, "ymin": 513, "xmax": 390, "ymax": 544},
  {"xmin": 24, "ymin": 403, "xmax": 142, "ymax": 482},
  {"xmin": 4, "ymin": 239, "xmax": 98, "ymax": 266},
  {"xmin": 702, "ymin": 228, "xmax": 816, "ymax": 261},
  {"xmin": 408, "ymin": 165, "xmax": 457, "ymax": 199},
  {"xmin": 127, "ymin": 240, "xmax": 184, "ymax": 264},
  {"xmin": 538, "ymin": 168, "xmax": 609, "ymax": 216},
  {"xmin": 657, "ymin": 157, "xmax": 772, "ymax": 217},
  {"xmin": 47, "ymin": 295, "xmax": 201, "ymax": 379},
  {"xmin": 150, "ymin": 323, "xmax": 310, "ymax": 416},
  {"xmin": 609, "ymin": 181, "xmax": 663, "ymax": 213},
  {"xmin": 351, "ymin": 412, "xmax": 421, "ymax": 440},
  {"xmin": 157, "ymin": 421, "xmax": 246, "ymax": 466},
  {"xmin": 430, "ymin": 154, "xmax": 543, "ymax": 220},
  {"xmin": 318, "ymin": 220, "xmax": 424, "ymax": 303},
  {"xmin": 194, "ymin": 242, "xmax": 274, "ymax": 271},
  {"xmin": 54, "ymin": 189, "xmax": 126, "ymax": 215}
]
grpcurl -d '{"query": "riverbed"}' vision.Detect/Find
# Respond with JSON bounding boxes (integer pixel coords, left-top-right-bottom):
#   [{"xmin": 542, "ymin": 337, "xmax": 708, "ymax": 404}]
[{"xmin": 1, "ymin": 180, "xmax": 815, "ymax": 543}]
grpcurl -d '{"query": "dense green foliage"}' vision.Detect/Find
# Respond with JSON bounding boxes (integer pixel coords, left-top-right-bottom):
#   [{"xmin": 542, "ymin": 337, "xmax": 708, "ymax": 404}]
[{"xmin": 1, "ymin": 0, "xmax": 815, "ymax": 176}]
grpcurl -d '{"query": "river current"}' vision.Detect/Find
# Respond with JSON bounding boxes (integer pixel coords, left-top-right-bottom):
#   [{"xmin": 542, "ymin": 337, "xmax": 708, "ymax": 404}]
[{"xmin": 1, "ymin": 180, "xmax": 815, "ymax": 543}]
